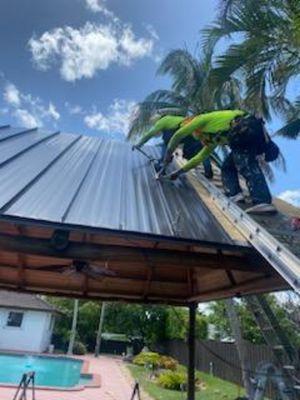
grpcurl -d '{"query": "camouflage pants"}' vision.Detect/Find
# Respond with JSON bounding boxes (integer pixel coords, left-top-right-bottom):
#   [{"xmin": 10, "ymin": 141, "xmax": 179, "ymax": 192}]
[{"xmin": 221, "ymin": 150, "xmax": 272, "ymax": 205}]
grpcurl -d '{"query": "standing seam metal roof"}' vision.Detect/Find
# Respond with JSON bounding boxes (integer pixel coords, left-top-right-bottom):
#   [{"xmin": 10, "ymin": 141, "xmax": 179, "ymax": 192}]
[{"xmin": 0, "ymin": 125, "xmax": 232, "ymax": 244}]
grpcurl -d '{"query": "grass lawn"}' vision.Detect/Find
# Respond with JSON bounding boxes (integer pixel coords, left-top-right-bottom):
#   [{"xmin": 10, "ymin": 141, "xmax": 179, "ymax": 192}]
[{"xmin": 127, "ymin": 364, "xmax": 245, "ymax": 400}]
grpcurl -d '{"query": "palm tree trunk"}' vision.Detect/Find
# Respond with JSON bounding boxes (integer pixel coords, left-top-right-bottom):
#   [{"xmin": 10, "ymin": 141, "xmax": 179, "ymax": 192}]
[
  {"xmin": 95, "ymin": 302, "xmax": 107, "ymax": 357},
  {"xmin": 67, "ymin": 299, "xmax": 79, "ymax": 355},
  {"xmin": 225, "ymin": 298, "xmax": 254, "ymax": 399}
]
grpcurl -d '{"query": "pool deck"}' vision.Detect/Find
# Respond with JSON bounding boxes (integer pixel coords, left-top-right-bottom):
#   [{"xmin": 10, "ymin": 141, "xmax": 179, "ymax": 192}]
[{"xmin": 0, "ymin": 355, "xmax": 138, "ymax": 400}]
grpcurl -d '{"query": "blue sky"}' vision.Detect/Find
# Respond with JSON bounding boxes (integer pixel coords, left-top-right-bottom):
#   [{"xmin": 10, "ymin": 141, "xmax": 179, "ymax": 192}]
[{"xmin": 0, "ymin": 0, "xmax": 299, "ymax": 205}]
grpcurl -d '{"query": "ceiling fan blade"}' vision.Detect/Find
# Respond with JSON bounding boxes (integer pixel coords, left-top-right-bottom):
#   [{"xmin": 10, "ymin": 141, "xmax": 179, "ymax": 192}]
[
  {"xmin": 88, "ymin": 263, "xmax": 117, "ymax": 277},
  {"xmin": 61, "ymin": 266, "xmax": 77, "ymax": 276}
]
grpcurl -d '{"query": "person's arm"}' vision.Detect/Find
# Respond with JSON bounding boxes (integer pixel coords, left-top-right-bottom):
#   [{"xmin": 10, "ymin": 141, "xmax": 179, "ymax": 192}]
[
  {"xmin": 136, "ymin": 125, "xmax": 161, "ymax": 147},
  {"xmin": 167, "ymin": 117, "xmax": 202, "ymax": 154},
  {"xmin": 165, "ymin": 144, "xmax": 217, "ymax": 181},
  {"xmin": 182, "ymin": 144, "xmax": 216, "ymax": 172}
]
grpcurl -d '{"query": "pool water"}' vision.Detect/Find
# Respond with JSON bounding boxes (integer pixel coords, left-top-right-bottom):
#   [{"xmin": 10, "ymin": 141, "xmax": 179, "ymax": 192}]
[{"xmin": 0, "ymin": 353, "xmax": 85, "ymax": 388}]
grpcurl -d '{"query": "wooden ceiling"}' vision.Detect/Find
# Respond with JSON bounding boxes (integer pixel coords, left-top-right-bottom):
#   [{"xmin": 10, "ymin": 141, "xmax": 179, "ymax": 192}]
[{"xmin": 0, "ymin": 219, "xmax": 287, "ymax": 304}]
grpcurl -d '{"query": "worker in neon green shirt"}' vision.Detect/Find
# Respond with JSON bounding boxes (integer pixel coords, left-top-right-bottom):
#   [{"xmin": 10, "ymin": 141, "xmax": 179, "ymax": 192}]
[
  {"xmin": 162, "ymin": 110, "xmax": 276, "ymax": 214},
  {"xmin": 133, "ymin": 113, "xmax": 213, "ymax": 178},
  {"xmin": 135, "ymin": 115, "xmax": 185, "ymax": 148}
]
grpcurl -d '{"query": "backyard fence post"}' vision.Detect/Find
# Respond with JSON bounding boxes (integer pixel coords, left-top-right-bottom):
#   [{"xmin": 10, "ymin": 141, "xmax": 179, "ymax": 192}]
[{"xmin": 188, "ymin": 302, "xmax": 197, "ymax": 400}]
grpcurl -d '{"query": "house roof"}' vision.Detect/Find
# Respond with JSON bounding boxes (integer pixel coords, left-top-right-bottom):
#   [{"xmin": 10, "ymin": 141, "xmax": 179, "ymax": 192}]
[
  {"xmin": 0, "ymin": 290, "xmax": 56, "ymax": 312},
  {"xmin": 0, "ymin": 125, "xmax": 288, "ymax": 304},
  {"xmin": 0, "ymin": 125, "xmax": 231, "ymax": 245}
]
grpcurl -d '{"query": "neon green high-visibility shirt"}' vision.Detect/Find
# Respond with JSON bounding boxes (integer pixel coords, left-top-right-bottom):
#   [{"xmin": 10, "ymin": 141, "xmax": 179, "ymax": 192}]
[
  {"xmin": 137, "ymin": 115, "xmax": 185, "ymax": 147},
  {"xmin": 167, "ymin": 110, "xmax": 246, "ymax": 172}
]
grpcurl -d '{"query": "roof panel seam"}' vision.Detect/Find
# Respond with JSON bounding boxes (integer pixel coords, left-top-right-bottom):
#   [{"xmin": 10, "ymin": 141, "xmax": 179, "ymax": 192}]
[
  {"xmin": 0, "ymin": 127, "xmax": 38, "ymax": 143},
  {"xmin": 0, "ymin": 135, "xmax": 81, "ymax": 215},
  {"xmin": 61, "ymin": 138, "xmax": 103, "ymax": 223},
  {"xmin": 0, "ymin": 131, "xmax": 60, "ymax": 169}
]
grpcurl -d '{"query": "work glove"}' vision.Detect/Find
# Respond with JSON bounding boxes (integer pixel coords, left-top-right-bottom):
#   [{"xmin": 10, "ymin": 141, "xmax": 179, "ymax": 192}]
[{"xmin": 132, "ymin": 144, "xmax": 138, "ymax": 151}]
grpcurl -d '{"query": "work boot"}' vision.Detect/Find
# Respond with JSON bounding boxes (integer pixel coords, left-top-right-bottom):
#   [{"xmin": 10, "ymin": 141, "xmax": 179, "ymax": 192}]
[
  {"xmin": 229, "ymin": 192, "xmax": 245, "ymax": 203},
  {"xmin": 204, "ymin": 170, "xmax": 214, "ymax": 180},
  {"xmin": 246, "ymin": 203, "xmax": 277, "ymax": 215}
]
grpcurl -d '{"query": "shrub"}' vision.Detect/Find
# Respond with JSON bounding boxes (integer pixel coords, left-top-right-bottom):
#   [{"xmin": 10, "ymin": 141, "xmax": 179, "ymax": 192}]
[
  {"xmin": 72, "ymin": 341, "xmax": 87, "ymax": 355},
  {"xmin": 133, "ymin": 352, "xmax": 161, "ymax": 368},
  {"xmin": 159, "ymin": 355, "xmax": 178, "ymax": 371},
  {"xmin": 157, "ymin": 370, "xmax": 186, "ymax": 390},
  {"xmin": 133, "ymin": 352, "xmax": 178, "ymax": 371}
]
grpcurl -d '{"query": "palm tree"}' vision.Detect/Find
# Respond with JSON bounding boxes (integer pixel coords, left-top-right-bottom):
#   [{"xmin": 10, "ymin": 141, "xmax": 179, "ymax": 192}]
[
  {"xmin": 128, "ymin": 49, "xmax": 243, "ymax": 141},
  {"xmin": 67, "ymin": 299, "xmax": 79, "ymax": 355},
  {"xmin": 95, "ymin": 302, "xmax": 107, "ymax": 357},
  {"xmin": 202, "ymin": 0, "xmax": 300, "ymax": 136},
  {"xmin": 226, "ymin": 299, "xmax": 255, "ymax": 398}
]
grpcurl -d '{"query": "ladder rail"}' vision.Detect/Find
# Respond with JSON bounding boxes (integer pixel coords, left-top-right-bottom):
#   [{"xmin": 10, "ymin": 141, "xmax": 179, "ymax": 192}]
[
  {"xmin": 246, "ymin": 295, "xmax": 300, "ymax": 397},
  {"xmin": 13, "ymin": 372, "xmax": 35, "ymax": 400},
  {"xmin": 191, "ymin": 170, "xmax": 300, "ymax": 294}
]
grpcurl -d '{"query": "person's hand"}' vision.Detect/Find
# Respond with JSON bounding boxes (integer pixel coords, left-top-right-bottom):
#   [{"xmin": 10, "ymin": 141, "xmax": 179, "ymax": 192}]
[{"xmin": 132, "ymin": 144, "xmax": 137, "ymax": 151}]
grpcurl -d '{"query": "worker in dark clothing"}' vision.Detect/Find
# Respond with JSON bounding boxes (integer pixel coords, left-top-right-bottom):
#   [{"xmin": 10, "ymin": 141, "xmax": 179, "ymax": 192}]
[
  {"xmin": 133, "ymin": 114, "xmax": 213, "ymax": 179},
  {"xmin": 162, "ymin": 110, "xmax": 277, "ymax": 215}
]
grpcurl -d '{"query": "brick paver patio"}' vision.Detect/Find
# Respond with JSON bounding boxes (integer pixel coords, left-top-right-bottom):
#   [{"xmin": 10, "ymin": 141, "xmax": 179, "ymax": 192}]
[{"xmin": 0, "ymin": 355, "xmax": 136, "ymax": 400}]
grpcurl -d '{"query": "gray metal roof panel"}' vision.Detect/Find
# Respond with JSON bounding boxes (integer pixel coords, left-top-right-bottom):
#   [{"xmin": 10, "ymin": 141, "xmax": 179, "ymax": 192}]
[
  {"xmin": 0, "ymin": 127, "xmax": 232, "ymax": 245},
  {"xmin": 0, "ymin": 133, "xmax": 78, "ymax": 210}
]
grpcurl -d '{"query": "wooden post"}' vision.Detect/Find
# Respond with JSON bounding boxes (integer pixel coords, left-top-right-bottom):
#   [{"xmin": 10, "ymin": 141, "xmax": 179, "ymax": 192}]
[{"xmin": 188, "ymin": 302, "xmax": 197, "ymax": 400}]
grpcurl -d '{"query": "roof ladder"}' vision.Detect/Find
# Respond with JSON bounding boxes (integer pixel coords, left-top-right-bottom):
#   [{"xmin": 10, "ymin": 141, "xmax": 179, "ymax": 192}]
[
  {"xmin": 192, "ymin": 169, "xmax": 300, "ymax": 295},
  {"xmin": 246, "ymin": 295, "xmax": 300, "ymax": 397}
]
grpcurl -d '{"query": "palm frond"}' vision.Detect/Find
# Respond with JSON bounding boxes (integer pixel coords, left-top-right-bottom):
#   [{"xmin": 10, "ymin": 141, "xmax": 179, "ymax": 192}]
[
  {"xmin": 127, "ymin": 100, "xmax": 186, "ymax": 142},
  {"xmin": 157, "ymin": 50, "xmax": 205, "ymax": 96},
  {"xmin": 275, "ymin": 118, "xmax": 300, "ymax": 139}
]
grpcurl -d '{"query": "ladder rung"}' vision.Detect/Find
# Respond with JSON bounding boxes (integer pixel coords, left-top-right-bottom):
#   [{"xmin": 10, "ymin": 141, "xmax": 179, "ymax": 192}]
[
  {"xmin": 283, "ymin": 365, "xmax": 296, "ymax": 370},
  {"xmin": 294, "ymin": 385, "xmax": 300, "ymax": 390}
]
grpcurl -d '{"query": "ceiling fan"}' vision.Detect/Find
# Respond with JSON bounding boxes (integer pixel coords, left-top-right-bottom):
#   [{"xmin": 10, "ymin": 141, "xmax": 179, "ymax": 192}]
[{"xmin": 34, "ymin": 260, "xmax": 116, "ymax": 281}]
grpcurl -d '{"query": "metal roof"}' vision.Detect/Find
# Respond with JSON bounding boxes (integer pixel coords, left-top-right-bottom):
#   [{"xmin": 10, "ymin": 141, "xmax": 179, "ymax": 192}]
[
  {"xmin": 0, "ymin": 125, "xmax": 232, "ymax": 245},
  {"xmin": 0, "ymin": 290, "xmax": 56, "ymax": 312}
]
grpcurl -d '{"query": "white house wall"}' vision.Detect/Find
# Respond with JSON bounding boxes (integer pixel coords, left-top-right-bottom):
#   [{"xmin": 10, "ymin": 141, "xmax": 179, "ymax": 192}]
[{"xmin": 0, "ymin": 309, "xmax": 54, "ymax": 353}]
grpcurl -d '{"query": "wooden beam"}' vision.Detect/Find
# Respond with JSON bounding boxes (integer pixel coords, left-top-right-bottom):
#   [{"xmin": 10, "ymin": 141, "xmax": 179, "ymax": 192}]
[
  {"xmin": 188, "ymin": 275, "xmax": 286, "ymax": 303},
  {"xmin": 0, "ymin": 283, "xmax": 186, "ymax": 305},
  {"xmin": 0, "ymin": 233, "xmax": 267, "ymax": 273}
]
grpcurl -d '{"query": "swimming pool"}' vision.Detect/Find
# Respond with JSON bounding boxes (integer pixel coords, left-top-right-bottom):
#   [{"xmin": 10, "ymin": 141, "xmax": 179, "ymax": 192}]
[{"xmin": 0, "ymin": 353, "xmax": 89, "ymax": 388}]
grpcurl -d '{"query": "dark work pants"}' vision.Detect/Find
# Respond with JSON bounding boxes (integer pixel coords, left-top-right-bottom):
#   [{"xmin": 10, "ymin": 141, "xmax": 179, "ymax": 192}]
[{"xmin": 221, "ymin": 149, "xmax": 272, "ymax": 205}]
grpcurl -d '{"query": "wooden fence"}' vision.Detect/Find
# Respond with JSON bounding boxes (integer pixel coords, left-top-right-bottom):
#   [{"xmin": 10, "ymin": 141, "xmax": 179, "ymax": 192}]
[{"xmin": 156, "ymin": 339, "xmax": 292, "ymax": 397}]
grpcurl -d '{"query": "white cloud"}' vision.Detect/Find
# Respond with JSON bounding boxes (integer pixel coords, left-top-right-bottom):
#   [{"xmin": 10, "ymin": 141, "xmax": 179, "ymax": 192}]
[
  {"xmin": 84, "ymin": 0, "xmax": 109, "ymax": 14},
  {"xmin": 28, "ymin": 21, "xmax": 156, "ymax": 82},
  {"xmin": 13, "ymin": 109, "xmax": 39, "ymax": 128},
  {"xmin": 47, "ymin": 102, "xmax": 60, "ymax": 120},
  {"xmin": 1, "ymin": 80, "xmax": 60, "ymax": 128},
  {"xmin": 65, "ymin": 102, "xmax": 83, "ymax": 115},
  {"xmin": 84, "ymin": 99, "xmax": 137, "ymax": 135},
  {"xmin": 3, "ymin": 83, "xmax": 21, "ymax": 106},
  {"xmin": 278, "ymin": 189, "xmax": 300, "ymax": 207}
]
